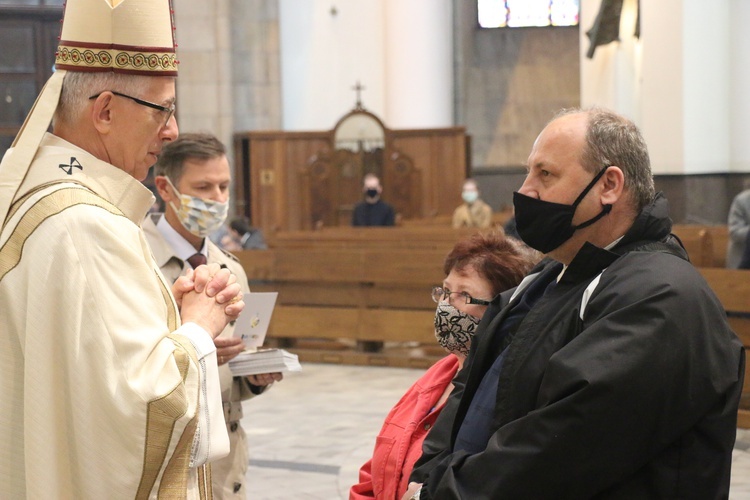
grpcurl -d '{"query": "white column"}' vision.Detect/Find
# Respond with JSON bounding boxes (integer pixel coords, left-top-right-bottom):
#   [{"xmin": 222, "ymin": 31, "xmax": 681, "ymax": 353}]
[
  {"xmin": 730, "ymin": 0, "xmax": 750, "ymax": 172},
  {"xmin": 580, "ymin": 0, "xmax": 641, "ymax": 123},
  {"xmin": 383, "ymin": 0, "xmax": 453, "ymax": 128},
  {"xmin": 174, "ymin": 0, "xmax": 233, "ymax": 147},
  {"xmin": 279, "ymin": 0, "xmax": 385, "ymax": 130},
  {"xmin": 681, "ymin": 0, "xmax": 730, "ymax": 174},
  {"xmin": 581, "ymin": 1, "xmax": 732, "ymax": 175}
]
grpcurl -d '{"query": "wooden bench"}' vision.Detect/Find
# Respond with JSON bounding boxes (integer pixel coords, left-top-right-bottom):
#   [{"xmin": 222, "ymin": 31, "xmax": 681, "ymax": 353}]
[
  {"xmin": 236, "ymin": 244, "xmax": 456, "ymax": 368},
  {"xmin": 698, "ymin": 268, "xmax": 750, "ymax": 427},
  {"xmin": 398, "ymin": 209, "xmax": 514, "ymax": 229},
  {"xmin": 237, "ymin": 225, "xmax": 750, "ymax": 426},
  {"xmin": 671, "ymin": 224, "xmax": 729, "ymax": 268},
  {"xmin": 267, "ymin": 226, "xmax": 482, "ymax": 251}
]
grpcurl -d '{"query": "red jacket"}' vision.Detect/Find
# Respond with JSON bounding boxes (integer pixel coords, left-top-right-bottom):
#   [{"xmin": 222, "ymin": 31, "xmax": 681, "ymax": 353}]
[{"xmin": 350, "ymin": 355, "xmax": 460, "ymax": 500}]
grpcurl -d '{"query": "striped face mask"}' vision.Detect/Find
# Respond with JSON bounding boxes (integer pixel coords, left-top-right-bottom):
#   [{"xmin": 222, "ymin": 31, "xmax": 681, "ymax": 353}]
[{"xmin": 166, "ymin": 177, "xmax": 228, "ymax": 238}]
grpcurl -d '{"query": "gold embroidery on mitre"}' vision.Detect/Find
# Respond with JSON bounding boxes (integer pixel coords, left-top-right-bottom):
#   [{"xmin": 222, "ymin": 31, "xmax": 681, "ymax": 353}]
[{"xmin": 55, "ymin": 44, "xmax": 178, "ymax": 75}]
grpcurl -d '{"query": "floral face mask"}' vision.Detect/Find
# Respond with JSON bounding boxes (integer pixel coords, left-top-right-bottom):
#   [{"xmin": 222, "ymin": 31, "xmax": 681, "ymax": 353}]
[
  {"xmin": 166, "ymin": 177, "xmax": 228, "ymax": 238},
  {"xmin": 434, "ymin": 302, "xmax": 480, "ymax": 356}
]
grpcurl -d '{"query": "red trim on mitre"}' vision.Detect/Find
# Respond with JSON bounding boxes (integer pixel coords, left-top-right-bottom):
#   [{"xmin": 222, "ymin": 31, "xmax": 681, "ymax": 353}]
[
  {"xmin": 58, "ymin": 40, "xmax": 175, "ymax": 54},
  {"xmin": 53, "ymin": 64, "xmax": 178, "ymax": 77}
]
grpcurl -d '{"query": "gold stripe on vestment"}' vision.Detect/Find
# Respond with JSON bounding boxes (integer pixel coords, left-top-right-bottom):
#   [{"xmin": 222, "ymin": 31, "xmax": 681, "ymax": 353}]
[
  {"xmin": 0, "ymin": 186, "xmax": 124, "ymax": 281},
  {"xmin": 197, "ymin": 464, "xmax": 213, "ymax": 499},
  {"xmin": 135, "ymin": 349, "xmax": 192, "ymax": 499},
  {"xmin": 156, "ymin": 271, "xmax": 179, "ymax": 333}
]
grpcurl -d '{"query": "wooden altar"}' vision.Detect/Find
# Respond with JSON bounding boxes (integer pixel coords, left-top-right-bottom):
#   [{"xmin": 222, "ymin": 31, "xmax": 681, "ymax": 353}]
[{"xmin": 232, "ymin": 105, "xmax": 470, "ymax": 232}]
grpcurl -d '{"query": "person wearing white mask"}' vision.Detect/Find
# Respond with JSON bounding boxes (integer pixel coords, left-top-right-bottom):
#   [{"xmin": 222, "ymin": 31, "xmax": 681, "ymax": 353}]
[
  {"xmin": 452, "ymin": 178, "xmax": 493, "ymax": 229},
  {"xmin": 143, "ymin": 132, "xmax": 283, "ymax": 499}
]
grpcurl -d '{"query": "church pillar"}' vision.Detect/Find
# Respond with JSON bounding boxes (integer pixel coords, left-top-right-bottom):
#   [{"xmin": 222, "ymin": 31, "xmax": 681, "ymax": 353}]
[
  {"xmin": 383, "ymin": 0, "xmax": 453, "ymax": 128},
  {"xmin": 730, "ymin": 0, "xmax": 750, "ymax": 172},
  {"xmin": 231, "ymin": 0, "xmax": 283, "ymax": 132},
  {"xmin": 580, "ymin": 0, "xmax": 735, "ymax": 175},
  {"xmin": 278, "ymin": 0, "xmax": 385, "ymax": 130}
]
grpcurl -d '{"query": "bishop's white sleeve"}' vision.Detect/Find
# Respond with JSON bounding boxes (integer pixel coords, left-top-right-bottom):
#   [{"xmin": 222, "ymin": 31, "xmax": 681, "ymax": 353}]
[{"xmin": 176, "ymin": 322, "xmax": 230, "ymax": 466}]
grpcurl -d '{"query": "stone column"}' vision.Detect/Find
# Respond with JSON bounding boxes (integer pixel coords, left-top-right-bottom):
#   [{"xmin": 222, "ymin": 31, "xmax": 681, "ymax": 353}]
[
  {"xmin": 580, "ymin": 0, "xmax": 733, "ymax": 175},
  {"xmin": 383, "ymin": 0, "xmax": 454, "ymax": 128}
]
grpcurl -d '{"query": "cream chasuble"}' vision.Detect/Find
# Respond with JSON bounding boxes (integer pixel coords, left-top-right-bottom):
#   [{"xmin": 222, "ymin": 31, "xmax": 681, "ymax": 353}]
[{"xmin": 0, "ymin": 134, "xmax": 229, "ymax": 499}]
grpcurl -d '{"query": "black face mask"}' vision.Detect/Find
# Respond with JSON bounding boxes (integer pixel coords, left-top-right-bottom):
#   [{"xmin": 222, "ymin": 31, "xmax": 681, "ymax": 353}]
[
  {"xmin": 513, "ymin": 167, "xmax": 612, "ymax": 253},
  {"xmin": 365, "ymin": 188, "xmax": 379, "ymax": 198}
]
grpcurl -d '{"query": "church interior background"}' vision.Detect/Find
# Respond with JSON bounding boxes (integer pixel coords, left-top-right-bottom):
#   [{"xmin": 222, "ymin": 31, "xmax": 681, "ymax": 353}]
[
  {"xmin": 3, "ymin": 0, "xmax": 750, "ymax": 229},
  {"xmin": 4, "ymin": 1, "xmax": 750, "ymax": 497}
]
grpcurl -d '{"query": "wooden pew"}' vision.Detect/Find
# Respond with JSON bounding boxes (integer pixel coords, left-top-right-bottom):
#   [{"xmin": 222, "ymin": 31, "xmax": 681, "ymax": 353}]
[
  {"xmin": 267, "ymin": 226, "xmax": 481, "ymax": 251},
  {"xmin": 237, "ymin": 226, "xmax": 750, "ymax": 426},
  {"xmin": 236, "ymin": 242, "xmax": 454, "ymax": 368},
  {"xmin": 671, "ymin": 225, "xmax": 714, "ymax": 267},
  {"xmin": 698, "ymin": 268, "xmax": 750, "ymax": 427},
  {"xmin": 671, "ymin": 224, "xmax": 730, "ymax": 268},
  {"xmin": 706, "ymin": 225, "xmax": 729, "ymax": 268},
  {"xmin": 398, "ymin": 209, "xmax": 514, "ymax": 229}
]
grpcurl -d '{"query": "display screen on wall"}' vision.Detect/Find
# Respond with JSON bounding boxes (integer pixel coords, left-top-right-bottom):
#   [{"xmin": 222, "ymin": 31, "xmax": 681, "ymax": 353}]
[{"xmin": 478, "ymin": 0, "xmax": 580, "ymax": 28}]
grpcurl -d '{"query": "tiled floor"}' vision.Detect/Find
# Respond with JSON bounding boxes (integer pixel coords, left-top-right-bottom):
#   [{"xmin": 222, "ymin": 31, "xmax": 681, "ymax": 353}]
[{"xmin": 241, "ymin": 363, "xmax": 750, "ymax": 499}]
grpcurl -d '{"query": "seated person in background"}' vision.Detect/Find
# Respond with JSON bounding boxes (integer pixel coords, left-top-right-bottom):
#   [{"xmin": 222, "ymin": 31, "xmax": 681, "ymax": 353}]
[
  {"xmin": 349, "ymin": 231, "xmax": 536, "ymax": 500},
  {"xmin": 222, "ymin": 216, "xmax": 268, "ymax": 250},
  {"xmin": 739, "ymin": 229, "xmax": 750, "ymax": 269},
  {"xmin": 727, "ymin": 182, "xmax": 750, "ymax": 268},
  {"xmin": 143, "ymin": 133, "xmax": 282, "ymax": 498},
  {"xmin": 352, "ymin": 173, "xmax": 396, "ymax": 226},
  {"xmin": 452, "ymin": 178, "xmax": 493, "ymax": 229}
]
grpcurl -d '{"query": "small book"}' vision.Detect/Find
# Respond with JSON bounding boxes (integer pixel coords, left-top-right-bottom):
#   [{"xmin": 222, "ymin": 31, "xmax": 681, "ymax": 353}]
[
  {"xmin": 233, "ymin": 292, "xmax": 278, "ymax": 349},
  {"xmin": 228, "ymin": 348, "xmax": 302, "ymax": 377}
]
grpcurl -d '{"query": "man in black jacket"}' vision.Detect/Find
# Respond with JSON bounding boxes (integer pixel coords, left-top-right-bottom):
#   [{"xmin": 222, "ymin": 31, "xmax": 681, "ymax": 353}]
[
  {"xmin": 352, "ymin": 173, "xmax": 396, "ymax": 226},
  {"xmin": 405, "ymin": 108, "xmax": 744, "ymax": 499}
]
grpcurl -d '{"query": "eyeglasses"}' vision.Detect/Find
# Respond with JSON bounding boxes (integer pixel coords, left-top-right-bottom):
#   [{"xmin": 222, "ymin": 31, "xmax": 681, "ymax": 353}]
[
  {"xmin": 431, "ymin": 286, "xmax": 491, "ymax": 306},
  {"xmin": 89, "ymin": 91, "xmax": 175, "ymax": 126}
]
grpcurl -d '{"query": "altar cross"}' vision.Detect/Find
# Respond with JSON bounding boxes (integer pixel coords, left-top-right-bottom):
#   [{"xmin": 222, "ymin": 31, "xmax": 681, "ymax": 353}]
[{"xmin": 352, "ymin": 81, "xmax": 365, "ymax": 109}]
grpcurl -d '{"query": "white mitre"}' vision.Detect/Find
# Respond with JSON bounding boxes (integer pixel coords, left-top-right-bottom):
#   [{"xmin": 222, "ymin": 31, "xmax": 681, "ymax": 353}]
[{"xmin": 0, "ymin": 0, "xmax": 179, "ymax": 225}]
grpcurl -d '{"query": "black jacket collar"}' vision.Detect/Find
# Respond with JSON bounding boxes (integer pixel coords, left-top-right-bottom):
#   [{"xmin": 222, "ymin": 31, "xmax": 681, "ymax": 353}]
[{"xmin": 562, "ymin": 192, "xmax": 676, "ymax": 284}]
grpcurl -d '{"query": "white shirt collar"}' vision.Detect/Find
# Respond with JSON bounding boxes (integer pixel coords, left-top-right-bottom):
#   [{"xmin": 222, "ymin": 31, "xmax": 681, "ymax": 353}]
[{"xmin": 155, "ymin": 214, "xmax": 208, "ymax": 264}]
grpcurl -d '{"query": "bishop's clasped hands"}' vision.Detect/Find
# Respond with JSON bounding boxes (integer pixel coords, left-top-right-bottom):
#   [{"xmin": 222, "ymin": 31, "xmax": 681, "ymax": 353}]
[{"xmin": 172, "ymin": 262, "xmax": 246, "ymax": 340}]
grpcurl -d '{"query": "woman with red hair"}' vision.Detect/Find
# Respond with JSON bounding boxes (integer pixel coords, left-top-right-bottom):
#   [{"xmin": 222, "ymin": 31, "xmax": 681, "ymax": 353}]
[{"xmin": 350, "ymin": 231, "xmax": 537, "ymax": 500}]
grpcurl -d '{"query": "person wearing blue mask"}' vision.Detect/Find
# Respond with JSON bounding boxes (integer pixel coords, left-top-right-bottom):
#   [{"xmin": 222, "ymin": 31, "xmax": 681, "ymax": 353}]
[
  {"xmin": 144, "ymin": 133, "xmax": 283, "ymax": 499},
  {"xmin": 404, "ymin": 108, "xmax": 744, "ymax": 500},
  {"xmin": 452, "ymin": 178, "xmax": 493, "ymax": 229}
]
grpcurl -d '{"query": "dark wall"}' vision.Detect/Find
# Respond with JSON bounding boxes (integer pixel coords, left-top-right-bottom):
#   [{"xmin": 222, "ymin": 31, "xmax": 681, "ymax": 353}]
[
  {"xmin": 473, "ymin": 170, "xmax": 750, "ymax": 225},
  {"xmin": 453, "ymin": 0, "xmax": 580, "ymax": 169}
]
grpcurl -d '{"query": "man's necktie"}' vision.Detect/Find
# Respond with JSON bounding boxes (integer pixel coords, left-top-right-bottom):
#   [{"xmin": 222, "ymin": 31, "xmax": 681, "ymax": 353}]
[{"xmin": 187, "ymin": 253, "xmax": 207, "ymax": 269}]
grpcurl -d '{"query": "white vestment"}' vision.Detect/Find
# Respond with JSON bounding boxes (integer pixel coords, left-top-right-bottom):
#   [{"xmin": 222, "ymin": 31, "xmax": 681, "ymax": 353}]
[{"xmin": 0, "ymin": 133, "xmax": 228, "ymax": 499}]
